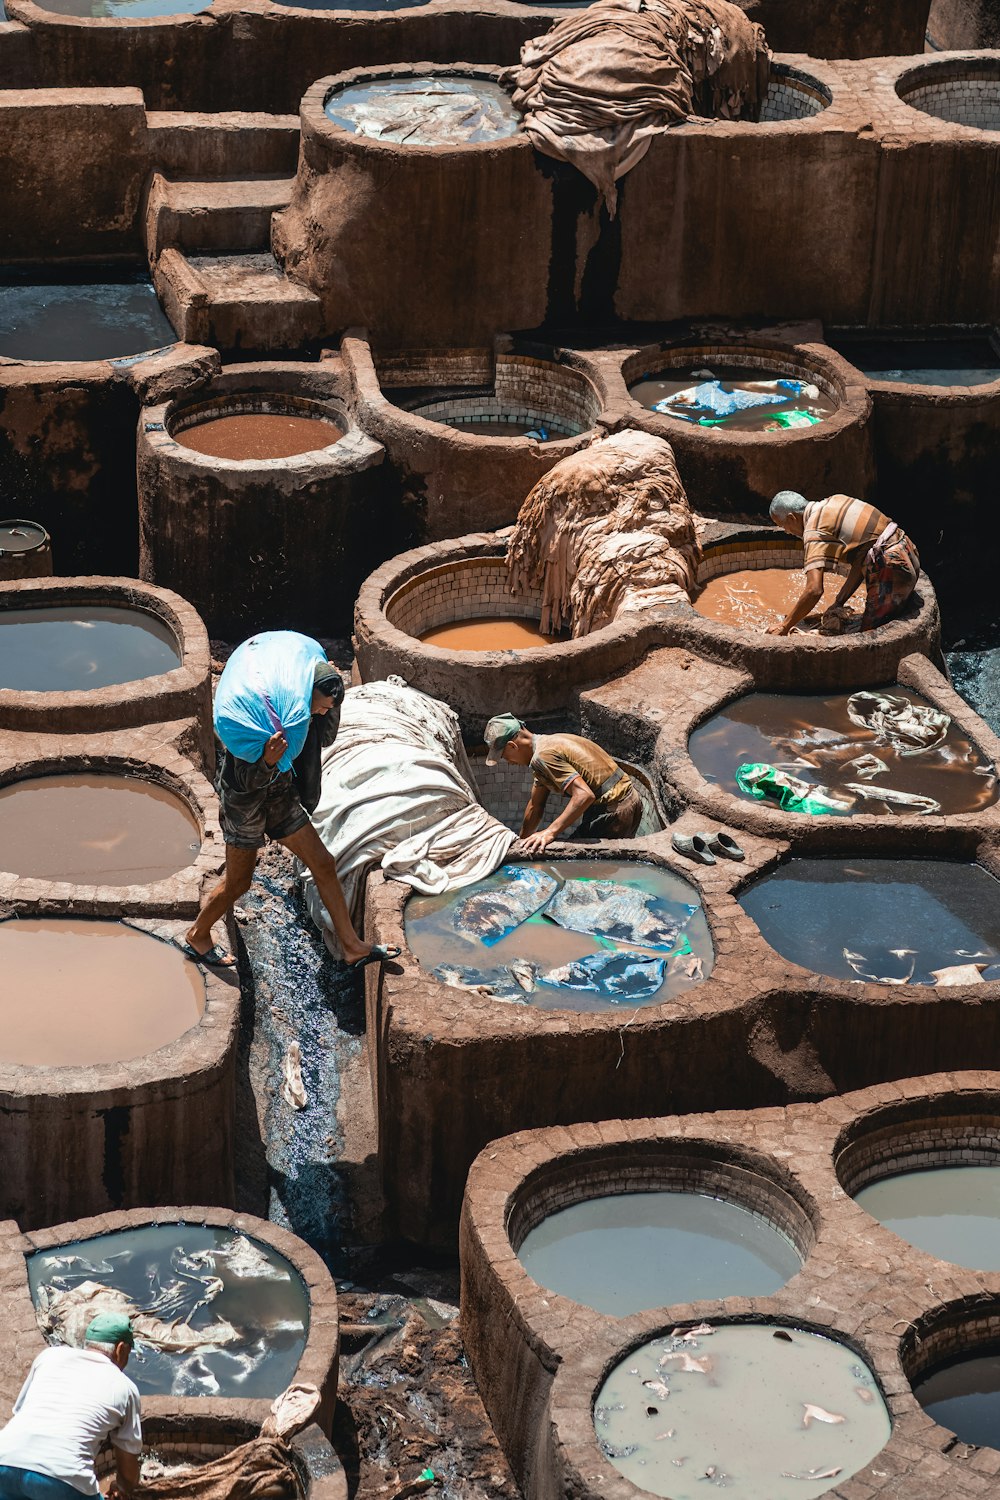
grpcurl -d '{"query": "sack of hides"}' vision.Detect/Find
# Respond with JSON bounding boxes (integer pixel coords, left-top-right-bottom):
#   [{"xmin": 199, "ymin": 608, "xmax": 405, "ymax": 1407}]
[
  {"xmin": 214, "ymin": 631, "xmax": 327, "ymax": 773},
  {"xmin": 301, "ymin": 677, "xmax": 516, "ymax": 947},
  {"xmin": 503, "ymin": 0, "xmax": 771, "ymax": 212},
  {"xmin": 137, "ymin": 1386, "xmax": 320, "ymax": 1499},
  {"xmin": 506, "ymin": 429, "xmax": 701, "ymax": 637}
]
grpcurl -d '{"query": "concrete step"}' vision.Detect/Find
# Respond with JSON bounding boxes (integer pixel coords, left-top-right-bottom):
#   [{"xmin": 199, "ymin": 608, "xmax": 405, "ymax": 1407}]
[
  {"xmin": 145, "ymin": 172, "xmax": 295, "ymax": 259},
  {"xmin": 146, "ymin": 112, "xmax": 300, "ymax": 181},
  {"xmin": 153, "ymin": 248, "xmax": 322, "ymax": 353}
]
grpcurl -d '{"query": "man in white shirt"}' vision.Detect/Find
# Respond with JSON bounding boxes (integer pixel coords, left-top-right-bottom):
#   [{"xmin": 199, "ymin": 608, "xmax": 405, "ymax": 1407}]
[{"xmin": 0, "ymin": 1313, "xmax": 142, "ymax": 1499}]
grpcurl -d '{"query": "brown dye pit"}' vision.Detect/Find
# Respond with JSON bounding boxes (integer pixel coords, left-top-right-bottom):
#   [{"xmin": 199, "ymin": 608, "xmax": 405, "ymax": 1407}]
[
  {"xmin": 177, "ymin": 412, "xmax": 344, "ymax": 461},
  {"xmin": 0, "ymin": 918, "xmax": 205, "ymax": 1066},
  {"xmin": 695, "ymin": 568, "xmax": 853, "ymax": 633},
  {"xmin": 419, "ymin": 617, "xmax": 556, "ymax": 650},
  {"xmin": 0, "ymin": 773, "xmax": 201, "ymax": 883}
]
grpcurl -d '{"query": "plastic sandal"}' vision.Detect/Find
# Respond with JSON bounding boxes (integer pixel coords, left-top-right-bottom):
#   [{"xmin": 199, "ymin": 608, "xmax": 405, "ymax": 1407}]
[
  {"xmin": 348, "ymin": 943, "xmax": 403, "ymax": 972},
  {"xmin": 175, "ymin": 938, "xmax": 237, "ymax": 969},
  {"xmin": 671, "ymin": 832, "xmax": 716, "ymax": 865},
  {"xmin": 701, "ymin": 831, "xmax": 746, "ymax": 862}
]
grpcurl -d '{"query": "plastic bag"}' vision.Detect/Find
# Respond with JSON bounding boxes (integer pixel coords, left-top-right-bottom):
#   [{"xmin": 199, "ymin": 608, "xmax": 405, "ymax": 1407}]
[
  {"xmin": 214, "ymin": 631, "xmax": 327, "ymax": 772},
  {"xmin": 735, "ymin": 762, "xmax": 854, "ymax": 815}
]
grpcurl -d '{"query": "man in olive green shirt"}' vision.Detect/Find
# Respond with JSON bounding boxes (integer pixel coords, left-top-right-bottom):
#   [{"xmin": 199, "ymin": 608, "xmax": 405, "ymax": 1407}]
[{"xmin": 485, "ymin": 714, "xmax": 642, "ymax": 853}]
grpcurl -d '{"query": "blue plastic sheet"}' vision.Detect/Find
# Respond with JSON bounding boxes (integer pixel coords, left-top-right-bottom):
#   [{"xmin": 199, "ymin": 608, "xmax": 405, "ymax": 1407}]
[
  {"xmin": 653, "ymin": 378, "xmax": 802, "ymax": 421},
  {"xmin": 214, "ymin": 631, "xmax": 327, "ymax": 772}
]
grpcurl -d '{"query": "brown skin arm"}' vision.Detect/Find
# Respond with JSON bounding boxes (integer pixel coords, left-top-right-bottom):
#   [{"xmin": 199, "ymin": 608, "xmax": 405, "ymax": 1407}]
[
  {"xmin": 832, "ymin": 553, "xmax": 867, "ymax": 609},
  {"xmin": 768, "ymin": 565, "xmax": 826, "ymax": 636},
  {"xmin": 108, "ymin": 1447, "xmax": 141, "ymax": 1495},
  {"xmin": 519, "ymin": 782, "xmax": 549, "ymax": 838},
  {"xmin": 521, "ymin": 777, "xmax": 595, "ymax": 854}
]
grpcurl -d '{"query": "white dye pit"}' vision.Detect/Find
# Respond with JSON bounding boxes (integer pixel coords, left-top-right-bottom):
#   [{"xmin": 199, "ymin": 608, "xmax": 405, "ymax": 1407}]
[
  {"xmin": 517, "ymin": 1191, "xmax": 801, "ymax": 1315},
  {"xmin": 324, "ymin": 76, "xmax": 520, "ymax": 145},
  {"xmin": 595, "ymin": 1323, "xmax": 891, "ymax": 1500},
  {"xmin": 855, "ymin": 1165, "xmax": 1000, "ymax": 1269}
]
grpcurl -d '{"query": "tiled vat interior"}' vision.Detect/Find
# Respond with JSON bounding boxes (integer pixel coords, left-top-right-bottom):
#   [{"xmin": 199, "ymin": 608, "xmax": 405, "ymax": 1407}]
[
  {"xmin": 901, "ymin": 1300, "xmax": 1000, "ymax": 1387},
  {"xmin": 168, "ymin": 391, "xmax": 347, "ymax": 444},
  {"xmin": 401, "ymin": 354, "xmax": 601, "ymax": 436},
  {"xmin": 384, "ymin": 557, "xmax": 545, "ymax": 638},
  {"xmin": 835, "ymin": 1111, "xmax": 1000, "ymax": 1197},
  {"xmin": 696, "ymin": 538, "xmax": 814, "ymax": 584},
  {"xmin": 899, "ymin": 65, "xmax": 1000, "ymax": 129},
  {"xmin": 469, "ymin": 751, "xmax": 666, "ymax": 834},
  {"xmin": 758, "ymin": 66, "xmax": 832, "ymax": 122}
]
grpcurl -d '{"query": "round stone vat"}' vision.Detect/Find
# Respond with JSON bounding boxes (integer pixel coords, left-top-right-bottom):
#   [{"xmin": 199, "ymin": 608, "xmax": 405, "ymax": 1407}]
[
  {"xmin": 618, "ymin": 340, "xmax": 873, "ymax": 514},
  {"xmin": 668, "ymin": 528, "xmax": 941, "ymax": 692},
  {"xmin": 0, "ymin": 577, "xmax": 212, "ymax": 754},
  {"xmin": 758, "ymin": 62, "xmax": 833, "ymax": 121},
  {"xmin": 22, "ymin": 1206, "xmax": 339, "ymax": 1430},
  {"xmin": 903, "ymin": 1298, "xmax": 1000, "ymax": 1453},
  {"xmin": 272, "ymin": 64, "xmax": 554, "ymax": 347},
  {"xmin": 897, "ymin": 57, "xmax": 1000, "ymax": 131},
  {"xmin": 0, "ymin": 269, "xmax": 177, "ymax": 362},
  {"xmin": 0, "ymin": 915, "xmax": 238, "ymax": 1229},
  {"xmin": 354, "ymin": 531, "xmax": 673, "ymax": 731},
  {"xmin": 593, "ymin": 1322, "xmax": 890, "ymax": 1498},
  {"xmin": 343, "ymin": 334, "xmax": 603, "ymax": 540},
  {"xmin": 0, "ymin": 519, "xmax": 52, "ymax": 581},
  {"xmin": 139, "ymin": 362, "xmax": 392, "ymax": 638},
  {"xmin": 739, "ymin": 855, "xmax": 1000, "ymax": 987},
  {"xmin": 470, "ymin": 750, "xmax": 666, "ymax": 836},
  {"xmin": 688, "ymin": 685, "xmax": 998, "ymax": 819},
  {"xmin": 405, "ymin": 856, "xmax": 714, "ymax": 1012},
  {"xmin": 0, "ymin": 756, "xmax": 222, "ymax": 913}
]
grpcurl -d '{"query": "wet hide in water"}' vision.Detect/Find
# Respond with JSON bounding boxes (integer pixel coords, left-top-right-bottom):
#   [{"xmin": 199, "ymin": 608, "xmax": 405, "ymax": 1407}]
[
  {"xmin": 540, "ymin": 950, "xmax": 668, "ymax": 999},
  {"xmin": 545, "ymin": 877, "xmax": 686, "ymax": 949},
  {"xmin": 35, "ymin": 1281, "xmax": 239, "ymax": 1354},
  {"xmin": 847, "ymin": 691, "xmax": 950, "ymax": 755},
  {"xmin": 503, "ymin": 0, "xmax": 769, "ymax": 212},
  {"xmin": 506, "ymin": 430, "xmax": 700, "ymax": 636}
]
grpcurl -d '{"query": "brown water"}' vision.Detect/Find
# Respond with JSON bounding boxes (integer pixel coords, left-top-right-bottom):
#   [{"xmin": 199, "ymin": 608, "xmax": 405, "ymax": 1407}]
[
  {"xmin": 420, "ymin": 617, "xmax": 556, "ymax": 650},
  {"xmin": 0, "ymin": 606, "xmax": 181, "ymax": 691},
  {"xmin": 629, "ymin": 365, "xmax": 837, "ymax": 430},
  {"xmin": 688, "ymin": 689, "xmax": 997, "ymax": 816},
  {"xmin": 0, "ymin": 522, "xmax": 47, "ymax": 554},
  {"xmin": 0, "ymin": 918, "xmax": 205, "ymax": 1065},
  {"xmin": 0, "ymin": 773, "xmax": 201, "ymax": 883},
  {"xmin": 694, "ymin": 568, "xmax": 852, "ymax": 632},
  {"xmin": 449, "ymin": 419, "xmax": 554, "ymax": 438},
  {"xmin": 596, "ymin": 1323, "xmax": 890, "ymax": 1500},
  {"xmin": 177, "ymin": 412, "xmax": 344, "ymax": 460}
]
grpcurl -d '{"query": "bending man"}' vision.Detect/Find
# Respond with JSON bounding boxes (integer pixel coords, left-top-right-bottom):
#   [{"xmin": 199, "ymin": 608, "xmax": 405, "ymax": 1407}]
[
  {"xmin": 485, "ymin": 714, "xmax": 642, "ymax": 853},
  {"xmin": 767, "ymin": 490, "xmax": 920, "ymax": 637},
  {"xmin": 185, "ymin": 632, "xmax": 394, "ymax": 971},
  {"xmin": 0, "ymin": 1314, "xmax": 141, "ymax": 1500}
]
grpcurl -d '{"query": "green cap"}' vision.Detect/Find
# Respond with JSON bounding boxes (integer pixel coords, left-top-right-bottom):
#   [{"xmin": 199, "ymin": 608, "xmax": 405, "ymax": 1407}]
[
  {"xmin": 85, "ymin": 1312, "xmax": 134, "ymax": 1348},
  {"xmin": 484, "ymin": 713, "xmax": 523, "ymax": 766}
]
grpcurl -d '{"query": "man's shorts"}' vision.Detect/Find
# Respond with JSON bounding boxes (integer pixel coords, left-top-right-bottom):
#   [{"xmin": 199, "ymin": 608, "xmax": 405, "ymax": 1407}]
[{"xmin": 218, "ymin": 770, "xmax": 310, "ymax": 849}]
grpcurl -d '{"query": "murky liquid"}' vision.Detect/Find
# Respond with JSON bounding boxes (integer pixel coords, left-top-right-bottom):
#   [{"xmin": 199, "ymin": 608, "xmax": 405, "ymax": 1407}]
[
  {"xmin": 419, "ymin": 617, "xmax": 555, "ymax": 650},
  {"xmin": 629, "ymin": 366, "xmax": 837, "ymax": 431},
  {"xmin": 0, "ymin": 522, "xmax": 47, "ymax": 555},
  {"xmin": 739, "ymin": 857, "xmax": 1000, "ymax": 985},
  {"xmin": 177, "ymin": 412, "xmax": 344, "ymax": 460},
  {"xmin": 596, "ymin": 1323, "xmax": 890, "ymax": 1500},
  {"xmin": 324, "ymin": 77, "xmax": 520, "ymax": 145},
  {"xmin": 28, "ymin": 1224, "xmax": 308, "ymax": 1399},
  {"xmin": 34, "ymin": 0, "xmax": 210, "ymax": 13},
  {"xmin": 0, "ymin": 774, "xmax": 201, "ymax": 883},
  {"xmin": 0, "ymin": 606, "xmax": 181, "ymax": 691},
  {"xmin": 438, "ymin": 419, "xmax": 559, "ymax": 438},
  {"xmin": 0, "ymin": 919, "xmax": 204, "ymax": 1065},
  {"xmin": 832, "ymin": 336, "xmax": 1000, "ymax": 387},
  {"xmin": 688, "ymin": 688, "xmax": 997, "ymax": 816},
  {"xmin": 0, "ymin": 275, "xmax": 176, "ymax": 361},
  {"xmin": 517, "ymin": 1191, "xmax": 801, "ymax": 1314},
  {"xmin": 406, "ymin": 859, "xmax": 714, "ymax": 1012},
  {"xmin": 855, "ymin": 1166, "xmax": 1000, "ymax": 1268},
  {"xmin": 914, "ymin": 1350, "xmax": 1000, "ymax": 1448},
  {"xmin": 694, "ymin": 568, "xmax": 850, "ymax": 632}
]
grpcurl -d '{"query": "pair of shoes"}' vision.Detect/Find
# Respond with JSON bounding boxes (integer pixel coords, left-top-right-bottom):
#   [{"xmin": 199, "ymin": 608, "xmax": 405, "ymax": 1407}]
[{"xmin": 671, "ymin": 831, "xmax": 746, "ymax": 865}]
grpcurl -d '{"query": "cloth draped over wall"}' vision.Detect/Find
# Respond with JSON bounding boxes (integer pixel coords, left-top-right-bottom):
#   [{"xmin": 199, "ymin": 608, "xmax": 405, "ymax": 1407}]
[
  {"xmin": 506, "ymin": 429, "xmax": 701, "ymax": 637},
  {"xmin": 302, "ymin": 678, "xmax": 515, "ymax": 946},
  {"xmin": 503, "ymin": 0, "xmax": 771, "ymax": 212}
]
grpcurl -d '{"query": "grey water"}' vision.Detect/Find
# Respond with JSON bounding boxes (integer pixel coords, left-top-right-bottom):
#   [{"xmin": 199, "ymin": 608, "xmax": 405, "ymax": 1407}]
[
  {"xmin": 273, "ymin": 0, "xmax": 425, "ymax": 9},
  {"xmin": 0, "ymin": 274, "xmax": 176, "ymax": 361},
  {"xmin": 914, "ymin": 1351, "xmax": 1000, "ymax": 1448},
  {"xmin": 739, "ymin": 857, "xmax": 1000, "ymax": 985},
  {"xmin": 830, "ymin": 335, "xmax": 1000, "ymax": 387},
  {"xmin": 34, "ymin": 0, "xmax": 209, "ymax": 14},
  {"xmin": 29, "ymin": 1224, "xmax": 308, "ymax": 1398},
  {"xmin": 324, "ymin": 77, "xmax": 520, "ymax": 145},
  {"xmin": 517, "ymin": 1191, "xmax": 801, "ymax": 1314},
  {"xmin": 855, "ymin": 1165, "xmax": 1000, "ymax": 1268},
  {"xmin": 596, "ymin": 1323, "xmax": 891, "ymax": 1500},
  {"xmin": 0, "ymin": 606, "xmax": 181, "ymax": 691}
]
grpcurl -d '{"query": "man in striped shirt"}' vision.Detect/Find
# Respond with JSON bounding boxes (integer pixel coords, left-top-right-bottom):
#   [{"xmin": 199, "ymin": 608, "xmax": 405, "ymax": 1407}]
[{"xmin": 767, "ymin": 490, "xmax": 920, "ymax": 636}]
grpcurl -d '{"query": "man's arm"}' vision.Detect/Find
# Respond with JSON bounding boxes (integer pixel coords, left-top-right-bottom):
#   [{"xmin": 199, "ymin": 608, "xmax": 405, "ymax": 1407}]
[
  {"xmin": 831, "ymin": 555, "xmax": 866, "ymax": 609},
  {"xmin": 521, "ymin": 776, "xmax": 595, "ymax": 854},
  {"xmin": 107, "ymin": 1446, "xmax": 141, "ymax": 1497},
  {"xmin": 519, "ymin": 782, "xmax": 549, "ymax": 838},
  {"xmin": 224, "ymin": 731, "xmax": 288, "ymax": 790},
  {"xmin": 768, "ymin": 566, "xmax": 826, "ymax": 636}
]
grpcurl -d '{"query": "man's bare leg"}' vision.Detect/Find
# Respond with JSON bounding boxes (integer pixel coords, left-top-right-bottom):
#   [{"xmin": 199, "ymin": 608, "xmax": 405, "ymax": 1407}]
[
  {"xmin": 281, "ymin": 821, "xmax": 371, "ymax": 966},
  {"xmin": 186, "ymin": 844, "xmax": 258, "ymax": 963}
]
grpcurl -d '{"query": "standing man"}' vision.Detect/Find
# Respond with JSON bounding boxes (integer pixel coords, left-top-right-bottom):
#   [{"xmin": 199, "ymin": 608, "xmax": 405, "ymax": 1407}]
[
  {"xmin": 485, "ymin": 714, "xmax": 642, "ymax": 853},
  {"xmin": 183, "ymin": 632, "xmax": 397, "ymax": 972},
  {"xmin": 767, "ymin": 490, "xmax": 920, "ymax": 637},
  {"xmin": 0, "ymin": 1313, "xmax": 141, "ymax": 1500}
]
